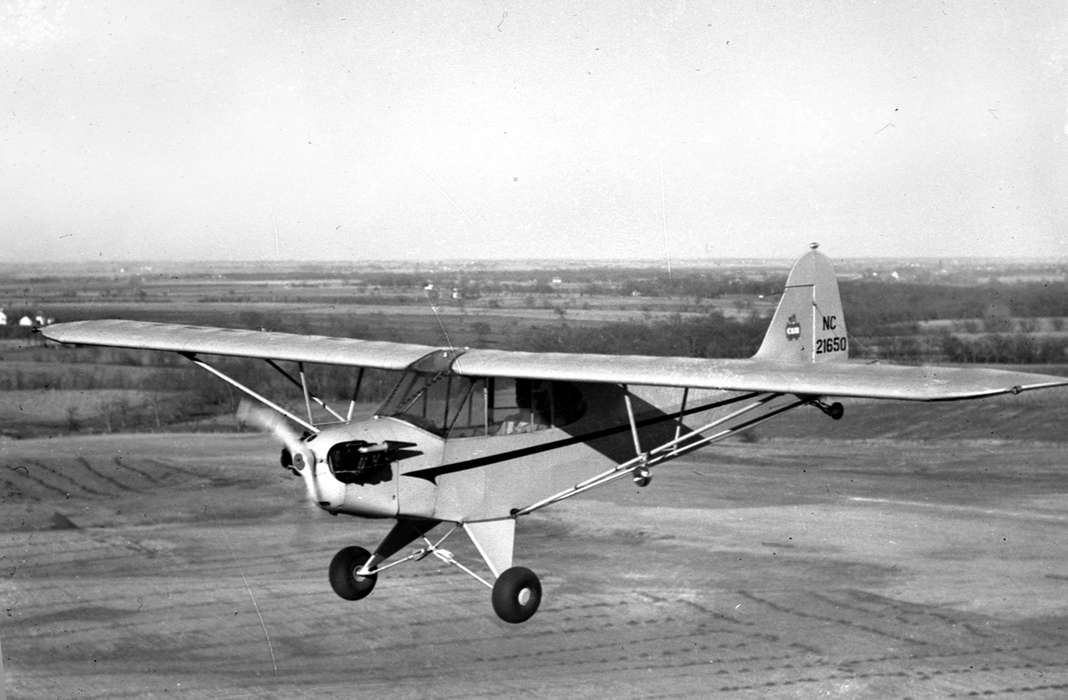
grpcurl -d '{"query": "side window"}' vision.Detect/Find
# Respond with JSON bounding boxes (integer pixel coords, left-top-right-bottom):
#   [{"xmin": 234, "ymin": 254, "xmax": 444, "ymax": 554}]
[
  {"xmin": 444, "ymin": 377, "xmax": 488, "ymax": 438},
  {"xmin": 490, "ymin": 378, "xmax": 547, "ymax": 435},
  {"xmin": 549, "ymin": 380, "xmax": 585, "ymax": 426},
  {"xmin": 487, "ymin": 378, "xmax": 585, "ymax": 435},
  {"xmin": 378, "ymin": 364, "xmax": 587, "ymax": 439}
]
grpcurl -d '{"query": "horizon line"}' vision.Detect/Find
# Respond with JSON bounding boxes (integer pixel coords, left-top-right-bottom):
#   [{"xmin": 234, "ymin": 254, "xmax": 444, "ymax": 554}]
[{"xmin": 2, "ymin": 254, "xmax": 1067, "ymax": 267}]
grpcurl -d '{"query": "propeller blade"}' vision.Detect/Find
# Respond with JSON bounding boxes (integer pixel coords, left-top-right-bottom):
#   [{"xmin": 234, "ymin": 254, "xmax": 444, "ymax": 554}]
[
  {"xmin": 296, "ymin": 454, "xmax": 318, "ymax": 504},
  {"xmin": 237, "ymin": 399, "xmax": 303, "ymax": 454},
  {"xmin": 237, "ymin": 400, "xmax": 320, "ymax": 505}
]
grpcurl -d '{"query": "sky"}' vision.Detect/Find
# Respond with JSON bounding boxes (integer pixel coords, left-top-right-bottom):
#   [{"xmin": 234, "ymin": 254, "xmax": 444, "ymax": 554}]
[{"xmin": 1, "ymin": 1, "xmax": 1066, "ymax": 262}]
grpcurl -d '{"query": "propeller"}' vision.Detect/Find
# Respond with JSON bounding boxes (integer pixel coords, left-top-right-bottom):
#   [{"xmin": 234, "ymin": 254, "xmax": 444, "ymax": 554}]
[{"xmin": 237, "ymin": 399, "xmax": 319, "ymax": 506}]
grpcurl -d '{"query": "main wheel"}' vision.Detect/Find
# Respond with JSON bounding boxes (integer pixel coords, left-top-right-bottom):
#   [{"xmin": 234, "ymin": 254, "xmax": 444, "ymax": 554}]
[
  {"xmin": 329, "ymin": 546, "xmax": 377, "ymax": 601},
  {"xmin": 491, "ymin": 566, "xmax": 542, "ymax": 623}
]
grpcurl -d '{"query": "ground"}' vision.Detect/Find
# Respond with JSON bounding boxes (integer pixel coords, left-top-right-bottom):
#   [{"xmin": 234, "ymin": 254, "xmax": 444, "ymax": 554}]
[{"xmin": 2, "ymin": 423, "xmax": 1067, "ymax": 698}]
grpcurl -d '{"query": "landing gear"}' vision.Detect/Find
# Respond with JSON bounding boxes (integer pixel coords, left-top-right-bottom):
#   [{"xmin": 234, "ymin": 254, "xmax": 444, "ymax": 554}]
[
  {"xmin": 329, "ymin": 546, "xmax": 377, "ymax": 600},
  {"xmin": 327, "ymin": 523, "xmax": 544, "ymax": 623},
  {"xmin": 491, "ymin": 566, "xmax": 542, "ymax": 623}
]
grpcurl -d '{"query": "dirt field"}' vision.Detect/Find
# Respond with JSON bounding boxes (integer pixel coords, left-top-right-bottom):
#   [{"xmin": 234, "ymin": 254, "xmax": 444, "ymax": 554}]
[{"xmin": 2, "ymin": 427, "xmax": 1068, "ymax": 698}]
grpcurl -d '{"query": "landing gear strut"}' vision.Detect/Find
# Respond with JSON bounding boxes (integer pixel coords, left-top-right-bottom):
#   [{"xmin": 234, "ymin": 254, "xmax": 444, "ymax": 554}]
[{"xmin": 326, "ymin": 523, "xmax": 544, "ymax": 623}]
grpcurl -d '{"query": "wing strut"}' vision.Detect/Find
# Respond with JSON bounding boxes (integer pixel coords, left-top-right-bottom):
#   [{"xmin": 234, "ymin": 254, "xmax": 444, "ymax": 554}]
[
  {"xmin": 674, "ymin": 387, "xmax": 690, "ymax": 442},
  {"xmin": 182, "ymin": 353, "xmax": 319, "ymax": 434},
  {"xmin": 264, "ymin": 359, "xmax": 346, "ymax": 423},
  {"xmin": 299, "ymin": 362, "xmax": 315, "ymax": 424},
  {"xmin": 622, "ymin": 387, "xmax": 643, "ymax": 457},
  {"xmin": 512, "ymin": 393, "xmax": 804, "ymax": 517},
  {"xmin": 347, "ymin": 367, "xmax": 366, "ymax": 422}
]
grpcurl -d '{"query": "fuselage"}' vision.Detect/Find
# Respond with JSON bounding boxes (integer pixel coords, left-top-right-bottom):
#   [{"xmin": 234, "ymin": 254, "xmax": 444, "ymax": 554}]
[{"xmin": 296, "ymin": 359, "xmax": 746, "ymax": 523}]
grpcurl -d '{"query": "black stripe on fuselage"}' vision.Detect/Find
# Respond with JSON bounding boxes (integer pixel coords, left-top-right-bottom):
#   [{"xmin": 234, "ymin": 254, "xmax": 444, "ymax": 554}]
[{"xmin": 404, "ymin": 392, "xmax": 762, "ymax": 483}]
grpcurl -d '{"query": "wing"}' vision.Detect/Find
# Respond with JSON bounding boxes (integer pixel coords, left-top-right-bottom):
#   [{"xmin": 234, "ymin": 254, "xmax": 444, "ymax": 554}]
[
  {"xmin": 41, "ymin": 319, "xmax": 438, "ymax": 370},
  {"xmin": 42, "ymin": 320, "xmax": 1067, "ymax": 401},
  {"xmin": 453, "ymin": 349, "xmax": 1068, "ymax": 401}
]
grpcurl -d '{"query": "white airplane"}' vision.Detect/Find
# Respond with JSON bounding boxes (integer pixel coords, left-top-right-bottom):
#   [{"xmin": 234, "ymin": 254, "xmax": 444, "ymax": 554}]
[{"xmin": 41, "ymin": 248, "xmax": 1067, "ymax": 623}]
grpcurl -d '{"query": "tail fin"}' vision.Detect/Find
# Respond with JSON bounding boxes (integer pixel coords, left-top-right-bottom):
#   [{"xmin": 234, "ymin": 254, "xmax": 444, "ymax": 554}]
[{"xmin": 754, "ymin": 247, "xmax": 848, "ymax": 363}]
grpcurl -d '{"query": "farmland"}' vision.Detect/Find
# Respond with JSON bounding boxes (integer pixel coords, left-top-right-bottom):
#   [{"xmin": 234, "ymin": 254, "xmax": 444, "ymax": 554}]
[{"xmin": 0, "ymin": 256, "xmax": 1065, "ymax": 439}]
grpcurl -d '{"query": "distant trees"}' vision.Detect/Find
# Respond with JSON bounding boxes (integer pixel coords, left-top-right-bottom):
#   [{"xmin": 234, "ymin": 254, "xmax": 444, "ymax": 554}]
[
  {"xmin": 940, "ymin": 333, "xmax": 1066, "ymax": 364},
  {"xmin": 840, "ymin": 280, "xmax": 1068, "ymax": 336},
  {"xmin": 517, "ymin": 311, "xmax": 766, "ymax": 359}
]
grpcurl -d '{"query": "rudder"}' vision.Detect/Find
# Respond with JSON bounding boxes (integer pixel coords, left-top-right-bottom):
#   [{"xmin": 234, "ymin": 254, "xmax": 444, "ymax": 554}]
[{"xmin": 754, "ymin": 247, "xmax": 848, "ymax": 363}]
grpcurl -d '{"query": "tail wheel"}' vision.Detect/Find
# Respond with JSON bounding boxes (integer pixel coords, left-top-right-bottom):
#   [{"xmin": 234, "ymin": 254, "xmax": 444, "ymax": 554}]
[
  {"xmin": 329, "ymin": 546, "xmax": 377, "ymax": 601},
  {"xmin": 491, "ymin": 566, "xmax": 542, "ymax": 623}
]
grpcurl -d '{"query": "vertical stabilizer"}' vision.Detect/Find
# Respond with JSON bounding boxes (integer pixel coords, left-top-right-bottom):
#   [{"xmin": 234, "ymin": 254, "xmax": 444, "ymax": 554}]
[{"xmin": 754, "ymin": 248, "xmax": 848, "ymax": 363}]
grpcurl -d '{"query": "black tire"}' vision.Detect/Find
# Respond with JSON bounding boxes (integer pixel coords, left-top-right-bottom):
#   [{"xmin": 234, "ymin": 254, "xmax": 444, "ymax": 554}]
[
  {"xmin": 329, "ymin": 546, "xmax": 377, "ymax": 601},
  {"xmin": 491, "ymin": 566, "xmax": 542, "ymax": 623}
]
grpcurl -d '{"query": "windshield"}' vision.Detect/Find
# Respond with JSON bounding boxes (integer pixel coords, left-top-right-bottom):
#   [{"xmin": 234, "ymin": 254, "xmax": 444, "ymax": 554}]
[{"xmin": 375, "ymin": 350, "xmax": 461, "ymax": 436}]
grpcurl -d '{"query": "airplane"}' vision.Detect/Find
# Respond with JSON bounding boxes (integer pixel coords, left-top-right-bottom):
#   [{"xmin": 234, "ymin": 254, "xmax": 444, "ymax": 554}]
[{"xmin": 41, "ymin": 247, "xmax": 1068, "ymax": 623}]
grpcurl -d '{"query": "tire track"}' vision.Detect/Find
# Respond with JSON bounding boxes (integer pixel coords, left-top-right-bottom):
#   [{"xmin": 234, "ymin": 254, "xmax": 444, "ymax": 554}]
[
  {"xmin": 4, "ymin": 464, "xmax": 83, "ymax": 498},
  {"xmin": 24, "ymin": 459, "xmax": 114, "ymax": 497},
  {"xmin": 142, "ymin": 457, "xmax": 213, "ymax": 479},
  {"xmin": 74, "ymin": 456, "xmax": 144, "ymax": 493},
  {"xmin": 111, "ymin": 456, "xmax": 163, "ymax": 484},
  {"xmin": 736, "ymin": 589, "xmax": 929, "ymax": 645}
]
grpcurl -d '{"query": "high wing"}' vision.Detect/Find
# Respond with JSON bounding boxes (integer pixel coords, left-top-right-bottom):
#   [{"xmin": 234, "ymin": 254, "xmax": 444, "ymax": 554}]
[
  {"xmin": 451, "ymin": 351, "xmax": 1067, "ymax": 401},
  {"xmin": 41, "ymin": 321, "xmax": 1066, "ymax": 404},
  {"xmin": 41, "ymin": 319, "xmax": 436, "ymax": 370}
]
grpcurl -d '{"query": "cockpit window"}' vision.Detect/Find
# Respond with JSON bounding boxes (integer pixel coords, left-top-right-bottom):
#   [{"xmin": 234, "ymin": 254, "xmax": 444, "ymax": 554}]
[
  {"xmin": 375, "ymin": 369, "xmax": 452, "ymax": 436},
  {"xmin": 486, "ymin": 378, "xmax": 585, "ymax": 435},
  {"xmin": 375, "ymin": 350, "xmax": 458, "ymax": 436},
  {"xmin": 377, "ymin": 368, "xmax": 585, "ymax": 438},
  {"xmin": 375, "ymin": 350, "xmax": 586, "ymax": 438}
]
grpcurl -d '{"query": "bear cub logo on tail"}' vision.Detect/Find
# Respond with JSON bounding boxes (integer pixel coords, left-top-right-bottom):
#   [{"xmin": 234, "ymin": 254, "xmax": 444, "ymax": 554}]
[{"xmin": 785, "ymin": 314, "xmax": 801, "ymax": 341}]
